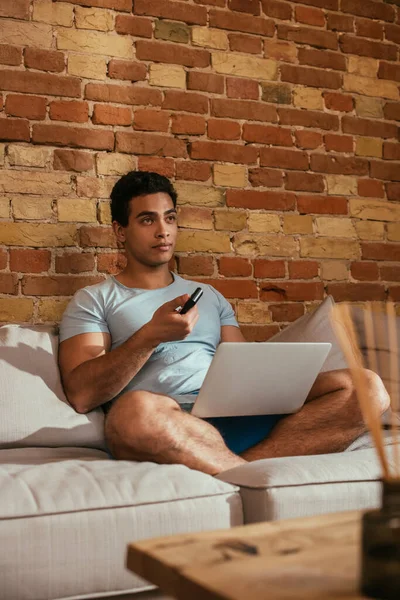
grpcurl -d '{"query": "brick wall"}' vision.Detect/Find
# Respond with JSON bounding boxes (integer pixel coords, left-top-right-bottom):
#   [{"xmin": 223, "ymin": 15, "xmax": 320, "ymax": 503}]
[{"xmin": 0, "ymin": 0, "xmax": 399, "ymax": 338}]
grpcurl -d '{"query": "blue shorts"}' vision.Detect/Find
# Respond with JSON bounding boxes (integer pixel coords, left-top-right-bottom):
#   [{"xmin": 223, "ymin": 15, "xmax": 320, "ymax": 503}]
[{"xmin": 178, "ymin": 396, "xmax": 285, "ymax": 455}]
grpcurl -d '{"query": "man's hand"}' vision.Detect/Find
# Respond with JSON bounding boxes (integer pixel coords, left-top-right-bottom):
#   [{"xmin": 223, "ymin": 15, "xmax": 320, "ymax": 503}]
[{"xmin": 140, "ymin": 295, "xmax": 199, "ymax": 347}]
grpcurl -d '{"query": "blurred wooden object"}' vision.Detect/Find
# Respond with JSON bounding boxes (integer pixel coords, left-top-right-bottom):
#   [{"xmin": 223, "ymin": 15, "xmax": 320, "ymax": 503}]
[{"xmin": 127, "ymin": 510, "xmax": 367, "ymax": 600}]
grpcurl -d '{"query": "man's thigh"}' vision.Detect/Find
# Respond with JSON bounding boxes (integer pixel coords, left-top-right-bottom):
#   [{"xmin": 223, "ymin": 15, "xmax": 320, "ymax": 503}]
[{"xmin": 306, "ymin": 369, "xmax": 351, "ymax": 403}]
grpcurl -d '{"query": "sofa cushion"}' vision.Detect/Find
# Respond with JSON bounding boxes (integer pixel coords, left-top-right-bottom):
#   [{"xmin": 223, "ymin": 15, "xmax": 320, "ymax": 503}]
[
  {"xmin": 0, "ymin": 324, "xmax": 106, "ymax": 450},
  {"xmin": 269, "ymin": 296, "xmax": 348, "ymax": 372},
  {"xmin": 0, "ymin": 447, "xmax": 242, "ymax": 600}
]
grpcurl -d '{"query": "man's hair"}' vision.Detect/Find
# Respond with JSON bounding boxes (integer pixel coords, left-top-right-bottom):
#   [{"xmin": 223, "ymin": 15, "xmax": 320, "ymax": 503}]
[{"xmin": 110, "ymin": 171, "xmax": 178, "ymax": 226}]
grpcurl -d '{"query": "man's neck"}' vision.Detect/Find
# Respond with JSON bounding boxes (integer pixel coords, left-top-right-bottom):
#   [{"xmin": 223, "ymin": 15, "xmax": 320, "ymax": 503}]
[{"xmin": 115, "ymin": 264, "xmax": 174, "ymax": 290}]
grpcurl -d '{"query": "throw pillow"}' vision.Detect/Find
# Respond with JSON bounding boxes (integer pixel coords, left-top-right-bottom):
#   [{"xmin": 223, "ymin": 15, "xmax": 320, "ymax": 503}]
[{"xmin": 0, "ymin": 324, "xmax": 106, "ymax": 450}]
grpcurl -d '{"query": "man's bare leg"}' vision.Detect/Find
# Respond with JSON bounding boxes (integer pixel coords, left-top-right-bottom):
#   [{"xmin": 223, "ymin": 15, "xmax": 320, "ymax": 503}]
[
  {"xmin": 241, "ymin": 369, "xmax": 390, "ymax": 462},
  {"xmin": 105, "ymin": 390, "xmax": 246, "ymax": 476}
]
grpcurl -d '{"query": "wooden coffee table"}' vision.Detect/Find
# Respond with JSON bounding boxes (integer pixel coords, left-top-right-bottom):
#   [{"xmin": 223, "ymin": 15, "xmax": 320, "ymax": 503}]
[{"xmin": 127, "ymin": 510, "xmax": 368, "ymax": 599}]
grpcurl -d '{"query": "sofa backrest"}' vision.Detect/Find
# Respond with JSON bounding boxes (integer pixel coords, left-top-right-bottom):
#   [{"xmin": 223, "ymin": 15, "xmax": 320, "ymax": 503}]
[{"xmin": 0, "ymin": 324, "xmax": 106, "ymax": 450}]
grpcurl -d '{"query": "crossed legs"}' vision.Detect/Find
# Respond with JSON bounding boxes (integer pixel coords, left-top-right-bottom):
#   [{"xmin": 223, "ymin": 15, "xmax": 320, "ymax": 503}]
[{"xmin": 105, "ymin": 369, "xmax": 390, "ymax": 476}]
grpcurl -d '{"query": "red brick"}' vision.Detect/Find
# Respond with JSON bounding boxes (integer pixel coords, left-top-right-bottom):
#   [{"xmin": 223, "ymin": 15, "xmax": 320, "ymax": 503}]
[
  {"xmin": 356, "ymin": 18, "xmax": 383, "ymax": 40},
  {"xmin": 93, "ymin": 104, "xmax": 132, "ymax": 126},
  {"xmin": 108, "ymin": 60, "xmax": 147, "ymax": 81},
  {"xmin": 383, "ymin": 102, "xmax": 400, "ymax": 121},
  {"xmin": 324, "ymin": 92, "xmax": 353, "ymax": 112},
  {"xmin": 190, "ymin": 141, "xmax": 258, "ymax": 164},
  {"xmin": 197, "ymin": 278, "xmax": 258, "ymax": 299},
  {"xmin": 54, "ymin": 149, "xmax": 94, "ymax": 173},
  {"xmin": 134, "ymin": 109, "xmax": 169, "ymax": 132},
  {"xmin": 341, "ymin": 0, "xmax": 395, "ymax": 23},
  {"xmin": 380, "ymin": 266, "xmax": 400, "ymax": 282},
  {"xmin": 187, "ymin": 72, "xmax": 224, "ymax": 94},
  {"xmin": 260, "ymin": 281, "xmax": 324, "ymax": 302},
  {"xmin": 370, "ymin": 161, "xmax": 400, "ymax": 182},
  {"xmin": 32, "ymin": 124, "xmax": 114, "ymax": 150},
  {"xmin": 80, "ymin": 226, "xmax": 117, "ymax": 249},
  {"xmin": 289, "ymin": 261, "xmax": 319, "ymax": 279},
  {"xmin": 194, "ymin": 0, "xmax": 225, "ymax": 5},
  {"xmin": 378, "ymin": 62, "xmax": 400, "ymax": 83},
  {"xmin": 136, "ymin": 41, "xmax": 209, "ymax": 68},
  {"xmin": 115, "ymin": 14, "xmax": 153, "ymax": 37},
  {"xmin": 55, "ymin": 252, "xmax": 96, "ymax": 274},
  {"xmin": 0, "ymin": 0, "xmax": 30, "ymax": 19},
  {"xmin": 0, "ymin": 118, "xmax": 29, "ymax": 142},
  {"xmin": 116, "ymin": 131, "xmax": 187, "ymax": 158},
  {"xmin": 298, "ymin": 48, "xmax": 346, "ymax": 71},
  {"xmin": 351, "ymin": 261, "xmax": 379, "ymax": 281},
  {"xmin": 362, "ymin": 243, "xmax": 400, "ymax": 262},
  {"xmin": 254, "ymin": 259, "xmax": 285, "ymax": 279},
  {"xmin": 177, "ymin": 255, "xmax": 214, "ymax": 276},
  {"xmin": 49, "ymin": 100, "xmax": 89, "ymax": 123},
  {"xmin": 295, "ymin": 5, "xmax": 325, "ymax": 27},
  {"xmin": 10, "ymin": 249, "xmax": 50, "ymax": 274},
  {"xmin": 388, "ymin": 286, "xmax": 400, "ymax": 302},
  {"xmin": 5, "ymin": 94, "xmax": 47, "ymax": 120},
  {"xmin": 260, "ymin": 148, "xmax": 309, "ymax": 170},
  {"xmin": 310, "ymin": 153, "xmax": 368, "ymax": 175},
  {"xmin": 342, "ymin": 116, "xmax": 399, "ymax": 139},
  {"xmin": 24, "ymin": 48, "xmax": 65, "ymax": 73},
  {"xmin": 226, "ymin": 77, "xmax": 259, "ymax": 100},
  {"xmin": 383, "ymin": 142, "xmax": 400, "ymax": 161},
  {"xmin": 138, "ymin": 157, "xmax": 175, "ymax": 178},
  {"xmin": 162, "ymin": 90, "xmax": 208, "ymax": 114},
  {"xmin": 229, "ymin": 0, "xmax": 260, "ymax": 15},
  {"xmin": 249, "ymin": 168, "xmax": 284, "ymax": 188},
  {"xmin": 57, "ymin": 0, "xmax": 131, "ymax": 9},
  {"xmin": 386, "ymin": 182, "xmax": 400, "ymax": 200},
  {"xmin": 278, "ymin": 107, "xmax": 339, "ymax": 131},
  {"xmin": 339, "ymin": 35, "xmax": 397, "ymax": 61},
  {"xmin": 85, "ymin": 83, "xmax": 161, "ymax": 107},
  {"xmin": 211, "ymin": 98, "xmax": 277, "ymax": 122},
  {"xmin": 241, "ymin": 325, "xmax": 280, "ymax": 342},
  {"xmin": 285, "ymin": 172, "xmax": 324, "ymax": 192},
  {"xmin": 171, "ymin": 114, "xmax": 206, "ymax": 135},
  {"xmin": 294, "ymin": 130, "xmax": 323, "ymax": 150},
  {"xmin": 22, "ymin": 275, "xmax": 103, "ymax": 296},
  {"xmin": 227, "ymin": 190, "xmax": 295, "ymax": 210},
  {"xmin": 0, "ymin": 249, "xmax": 7, "ymax": 271},
  {"xmin": 297, "ymin": 195, "xmax": 348, "ymax": 215},
  {"xmin": 218, "ymin": 257, "xmax": 252, "ymax": 277},
  {"xmin": 280, "ymin": 64, "xmax": 341, "ymax": 89},
  {"xmin": 0, "ymin": 45, "xmax": 22, "ymax": 66},
  {"xmin": 324, "ymin": 134, "xmax": 353, "ymax": 153},
  {"xmin": 134, "ymin": 0, "xmax": 207, "ymax": 24},
  {"xmin": 0, "ymin": 70, "xmax": 80, "ymax": 98},
  {"xmin": 327, "ymin": 13, "xmax": 354, "ymax": 32},
  {"xmin": 261, "ymin": 0, "xmax": 292, "ymax": 21},
  {"xmin": 97, "ymin": 252, "xmax": 127, "ymax": 274},
  {"xmin": 357, "ymin": 179, "xmax": 385, "ymax": 198},
  {"xmin": 243, "ymin": 124, "xmax": 292, "ymax": 146},
  {"xmin": 208, "ymin": 119, "xmax": 240, "ymax": 140},
  {"xmin": 0, "ymin": 273, "xmax": 18, "ymax": 294},
  {"xmin": 327, "ymin": 282, "xmax": 386, "ymax": 301},
  {"xmin": 209, "ymin": 8, "xmax": 274, "ymax": 36},
  {"xmin": 270, "ymin": 303, "xmax": 305, "ymax": 323},
  {"xmin": 175, "ymin": 161, "xmax": 211, "ymax": 181},
  {"xmin": 278, "ymin": 24, "xmax": 338, "ymax": 50},
  {"xmin": 385, "ymin": 24, "xmax": 400, "ymax": 45},
  {"xmin": 228, "ymin": 34, "xmax": 262, "ymax": 55}
]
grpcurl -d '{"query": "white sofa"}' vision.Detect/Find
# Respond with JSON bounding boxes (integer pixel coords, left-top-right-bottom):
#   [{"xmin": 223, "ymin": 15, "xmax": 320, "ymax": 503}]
[{"xmin": 0, "ymin": 297, "xmax": 398, "ymax": 600}]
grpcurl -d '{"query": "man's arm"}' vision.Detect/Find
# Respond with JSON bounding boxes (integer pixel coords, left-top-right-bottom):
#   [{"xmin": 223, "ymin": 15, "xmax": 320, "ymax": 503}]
[
  {"xmin": 59, "ymin": 293, "xmax": 198, "ymax": 414},
  {"xmin": 220, "ymin": 325, "xmax": 246, "ymax": 343}
]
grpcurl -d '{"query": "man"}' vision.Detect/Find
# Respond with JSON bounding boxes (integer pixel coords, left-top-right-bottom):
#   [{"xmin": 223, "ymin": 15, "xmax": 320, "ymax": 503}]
[{"xmin": 59, "ymin": 171, "xmax": 389, "ymax": 476}]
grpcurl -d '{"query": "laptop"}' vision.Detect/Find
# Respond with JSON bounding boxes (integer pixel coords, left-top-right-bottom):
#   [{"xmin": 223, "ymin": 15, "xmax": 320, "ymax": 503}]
[{"xmin": 191, "ymin": 342, "xmax": 332, "ymax": 418}]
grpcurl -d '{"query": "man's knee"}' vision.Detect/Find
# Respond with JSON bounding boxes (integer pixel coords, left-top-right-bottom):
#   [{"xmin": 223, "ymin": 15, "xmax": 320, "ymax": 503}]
[
  {"xmin": 105, "ymin": 390, "xmax": 180, "ymax": 460},
  {"xmin": 342, "ymin": 368, "xmax": 390, "ymax": 416}
]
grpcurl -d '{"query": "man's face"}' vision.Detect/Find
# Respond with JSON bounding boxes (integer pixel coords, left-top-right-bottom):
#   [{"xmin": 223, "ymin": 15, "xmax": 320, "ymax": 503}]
[{"xmin": 114, "ymin": 192, "xmax": 178, "ymax": 267}]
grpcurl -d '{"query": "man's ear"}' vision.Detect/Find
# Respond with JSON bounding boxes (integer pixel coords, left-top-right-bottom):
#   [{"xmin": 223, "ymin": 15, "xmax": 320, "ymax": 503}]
[{"xmin": 112, "ymin": 221, "xmax": 126, "ymax": 245}]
